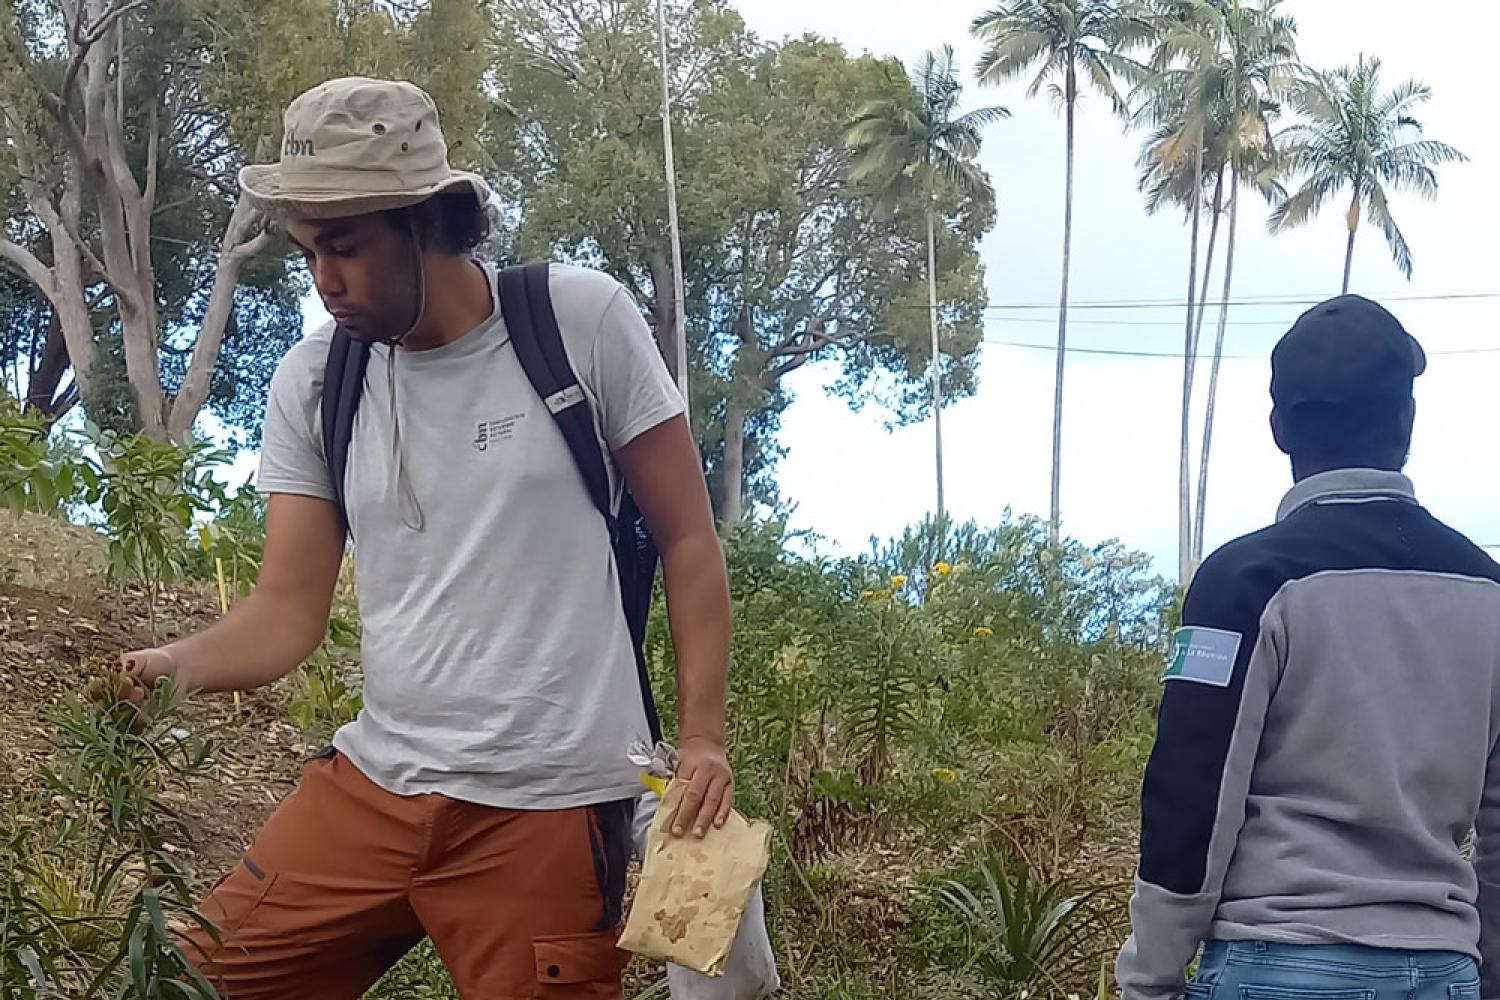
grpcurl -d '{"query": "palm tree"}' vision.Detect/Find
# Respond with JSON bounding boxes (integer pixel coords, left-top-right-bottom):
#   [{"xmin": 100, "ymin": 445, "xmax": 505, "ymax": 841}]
[
  {"xmin": 1190, "ymin": 0, "xmax": 1297, "ymax": 569},
  {"xmin": 847, "ymin": 47, "xmax": 1009, "ymax": 528},
  {"xmin": 1134, "ymin": 0, "xmax": 1233, "ymax": 584},
  {"xmin": 1135, "ymin": 0, "xmax": 1297, "ymax": 579},
  {"xmin": 1270, "ymin": 55, "xmax": 1466, "ymax": 294},
  {"xmin": 971, "ymin": 0, "xmax": 1149, "ymax": 546}
]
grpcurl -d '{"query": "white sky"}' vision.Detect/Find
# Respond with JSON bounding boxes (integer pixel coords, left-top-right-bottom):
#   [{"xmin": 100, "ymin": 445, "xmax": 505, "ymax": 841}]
[
  {"xmin": 246, "ymin": 0, "xmax": 1498, "ymax": 577},
  {"xmin": 733, "ymin": 0, "xmax": 1500, "ymax": 572}
]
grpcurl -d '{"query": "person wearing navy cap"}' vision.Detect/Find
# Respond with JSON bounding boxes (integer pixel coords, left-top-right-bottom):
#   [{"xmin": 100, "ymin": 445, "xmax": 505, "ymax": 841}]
[{"xmin": 1118, "ymin": 295, "xmax": 1500, "ymax": 1000}]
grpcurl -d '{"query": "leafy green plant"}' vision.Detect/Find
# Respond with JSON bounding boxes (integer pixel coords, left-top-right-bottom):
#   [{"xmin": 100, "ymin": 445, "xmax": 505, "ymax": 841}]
[
  {"xmin": 841, "ymin": 575, "xmax": 950, "ymax": 786},
  {"xmin": 937, "ymin": 848, "xmax": 1122, "ymax": 998},
  {"xmin": 367, "ymin": 939, "xmax": 457, "ymax": 998},
  {"xmin": 0, "ymin": 397, "xmax": 81, "ymax": 517},
  {"xmin": 84, "ymin": 427, "xmax": 230, "ymax": 637},
  {"xmin": 2, "ymin": 667, "xmax": 221, "ymax": 999},
  {"xmin": 288, "ymin": 614, "xmax": 363, "ymax": 740},
  {"xmin": 191, "ymin": 482, "xmax": 266, "ymax": 598}
]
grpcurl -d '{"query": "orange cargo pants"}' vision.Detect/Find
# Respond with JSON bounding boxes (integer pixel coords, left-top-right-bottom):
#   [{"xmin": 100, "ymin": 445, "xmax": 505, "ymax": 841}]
[{"xmin": 183, "ymin": 748, "xmax": 634, "ymax": 999}]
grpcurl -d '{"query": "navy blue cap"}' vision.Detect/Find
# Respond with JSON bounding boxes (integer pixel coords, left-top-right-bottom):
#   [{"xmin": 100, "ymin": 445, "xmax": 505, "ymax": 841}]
[{"xmin": 1271, "ymin": 295, "xmax": 1426, "ymax": 410}]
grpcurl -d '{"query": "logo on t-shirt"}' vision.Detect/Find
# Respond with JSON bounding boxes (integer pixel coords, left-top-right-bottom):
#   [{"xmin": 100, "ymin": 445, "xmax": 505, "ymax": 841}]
[{"xmin": 473, "ymin": 413, "xmax": 526, "ymax": 452}]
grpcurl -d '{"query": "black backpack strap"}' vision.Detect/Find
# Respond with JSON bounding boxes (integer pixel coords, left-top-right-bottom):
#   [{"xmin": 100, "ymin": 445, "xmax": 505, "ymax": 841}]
[
  {"xmin": 500, "ymin": 262, "xmax": 663, "ymax": 743},
  {"xmin": 320, "ymin": 326, "xmax": 371, "ymax": 536},
  {"xmin": 500, "ymin": 263, "xmax": 614, "ymax": 524}
]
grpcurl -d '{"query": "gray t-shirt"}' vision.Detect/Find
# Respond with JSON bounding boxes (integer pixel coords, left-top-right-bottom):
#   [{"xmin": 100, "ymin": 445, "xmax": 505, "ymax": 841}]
[{"xmin": 258, "ymin": 263, "xmax": 684, "ymax": 809}]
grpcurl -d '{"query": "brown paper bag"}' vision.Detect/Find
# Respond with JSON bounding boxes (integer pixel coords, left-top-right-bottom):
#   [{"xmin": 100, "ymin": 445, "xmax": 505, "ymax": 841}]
[{"xmin": 618, "ymin": 779, "xmax": 773, "ymax": 976}]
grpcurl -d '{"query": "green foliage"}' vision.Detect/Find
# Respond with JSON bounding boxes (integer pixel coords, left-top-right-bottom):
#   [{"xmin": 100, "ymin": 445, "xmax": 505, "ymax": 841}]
[
  {"xmin": 0, "ymin": 396, "xmax": 80, "ymax": 517},
  {"xmin": 85, "ymin": 428, "xmax": 230, "ymax": 636},
  {"xmin": 2, "ymin": 675, "xmax": 221, "ymax": 998},
  {"xmin": 489, "ymin": 2, "xmax": 996, "ymax": 520},
  {"xmin": 936, "ymin": 848, "xmax": 1123, "ymax": 998},
  {"xmin": 368, "ymin": 939, "xmax": 459, "ymax": 998},
  {"xmin": 847, "ymin": 46, "xmax": 1008, "ymax": 214},
  {"xmin": 839, "ymin": 580, "xmax": 951, "ymax": 786},
  {"xmin": 287, "ymin": 613, "xmax": 364, "ymax": 741},
  {"xmin": 190, "ymin": 484, "xmax": 267, "ymax": 598},
  {"xmin": 972, "ymin": 0, "xmax": 1151, "ymax": 108}
]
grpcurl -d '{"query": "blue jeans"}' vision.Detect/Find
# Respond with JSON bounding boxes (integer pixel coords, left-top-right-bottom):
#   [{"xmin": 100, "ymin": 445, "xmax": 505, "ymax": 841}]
[{"xmin": 1188, "ymin": 941, "xmax": 1480, "ymax": 1000}]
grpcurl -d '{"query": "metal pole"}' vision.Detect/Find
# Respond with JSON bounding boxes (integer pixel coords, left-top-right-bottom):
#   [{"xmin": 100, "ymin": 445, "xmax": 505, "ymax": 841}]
[{"xmin": 657, "ymin": 0, "xmax": 692, "ymax": 426}]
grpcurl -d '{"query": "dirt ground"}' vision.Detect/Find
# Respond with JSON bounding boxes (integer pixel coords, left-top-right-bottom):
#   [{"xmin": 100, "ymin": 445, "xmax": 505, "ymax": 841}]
[{"xmin": 0, "ymin": 513, "xmax": 314, "ymax": 884}]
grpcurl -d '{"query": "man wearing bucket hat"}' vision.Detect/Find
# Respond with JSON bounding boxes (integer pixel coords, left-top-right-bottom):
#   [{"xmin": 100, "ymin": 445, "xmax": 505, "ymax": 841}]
[
  {"xmin": 1118, "ymin": 296, "xmax": 1500, "ymax": 1000},
  {"xmin": 118, "ymin": 78, "xmax": 734, "ymax": 998}
]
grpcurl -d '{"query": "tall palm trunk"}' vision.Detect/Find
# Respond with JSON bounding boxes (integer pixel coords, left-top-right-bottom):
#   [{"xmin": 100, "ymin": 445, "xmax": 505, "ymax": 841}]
[
  {"xmin": 1178, "ymin": 146, "xmax": 1205, "ymax": 586},
  {"xmin": 1194, "ymin": 168, "xmax": 1226, "ymax": 360},
  {"xmin": 926, "ymin": 205, "xmax": 945, "ymax": 528},
  {"xmin": 1049, "ymin": 65, "xmax": 1077, "ymax": 547},
  {"xmin": 1193, "ymin": 170, "xmax": 1240, "ymax": 567},
  {"xmin": 1342, "ymin": 190, "xmax": 1361, "ymax": 294}
]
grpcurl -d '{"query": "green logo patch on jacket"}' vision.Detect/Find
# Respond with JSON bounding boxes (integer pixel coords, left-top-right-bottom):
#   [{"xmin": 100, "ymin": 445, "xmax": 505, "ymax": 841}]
[{"xmin": 1163, "ymin": 627, "xmax": 1243, "ymax": 687}]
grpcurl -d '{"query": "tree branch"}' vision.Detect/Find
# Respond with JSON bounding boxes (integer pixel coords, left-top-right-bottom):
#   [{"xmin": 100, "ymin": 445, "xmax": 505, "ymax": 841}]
[
  {"xmin": 167, "ymin": 199, "xmax": 267, "ymax": 439},
  {"xmin": 0, "ymin": 239, "xmax": 56, "ymax": 297},
  {"xmin": 58, "ymin": 0, "xmax": 146, "ymax": 125},
  {"xmin": 142, "ymin": 103, "xmax": 160, "ymax": 217},
  {"xmin": 50, "ymin": 197, "xmax": 115, "ymax": 293}
]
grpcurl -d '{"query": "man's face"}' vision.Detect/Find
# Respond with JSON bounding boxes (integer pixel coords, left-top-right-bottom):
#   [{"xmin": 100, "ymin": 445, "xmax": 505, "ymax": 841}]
[{"xmin": 285, "ymin": 213, "xmax": 420, "ymax": 343}]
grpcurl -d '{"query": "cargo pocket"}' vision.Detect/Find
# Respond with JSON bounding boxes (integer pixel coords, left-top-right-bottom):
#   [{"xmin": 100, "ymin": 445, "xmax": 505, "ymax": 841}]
[
  {"xmin": 195, "ymin": 857, "xmax": 279, "ymax": 959},
  {"xmin": 533, "ymin": 930, "xmax": 629, "ymax": 998}
]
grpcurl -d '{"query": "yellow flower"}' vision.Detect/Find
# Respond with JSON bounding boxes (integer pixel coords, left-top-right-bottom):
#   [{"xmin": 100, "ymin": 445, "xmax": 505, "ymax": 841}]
[
  {"xmin": 931, "ymin": 767, "xmax": 958, "ymax": 784},
  {"xmin": 973, "ymin": 626, "xmax": 995, "ymax": 638},
  {"xmin": 933, "ymin": 562, "xmax": 953, "ymax": 577},
  {"xmin": 862, "ymin": 589, "xmax": 893, "ymax": 603},
  {"xmin": 890, "ymin": 574, "xmax": 909, "ymax": 589}
]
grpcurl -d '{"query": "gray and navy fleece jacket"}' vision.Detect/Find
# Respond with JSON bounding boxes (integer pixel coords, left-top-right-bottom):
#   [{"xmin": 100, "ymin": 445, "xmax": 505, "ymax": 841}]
[{"xmin": 1118, "ymin": 469, "xmax": 1500, "ymax": 1000}]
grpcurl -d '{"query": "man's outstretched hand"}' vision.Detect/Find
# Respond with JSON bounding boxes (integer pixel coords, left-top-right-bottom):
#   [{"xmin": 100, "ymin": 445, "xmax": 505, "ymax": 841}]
[
  {"xmin": 671, "ymin": 736, "xmax": 735, "ymax": 839},
  {"xmin": 118, "ymin": 648, "xmax": 181, "ymax": 704}
]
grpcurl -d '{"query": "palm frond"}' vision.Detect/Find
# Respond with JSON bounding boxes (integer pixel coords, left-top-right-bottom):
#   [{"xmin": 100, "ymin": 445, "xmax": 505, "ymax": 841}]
[
  {"xmin": 974, "ymin": 26, "xmax": 1054, "ymax": 88},
  {"xmin": 1381, "ymin": 139, "xmax": 1468, "ymax": 169},
  {"xmin": 954, "ymin": 105, "xmax": 1014, "ymax": 132},
  {"xmin": 1268, "ymin": 170, "xmax": 1339, "ymax": 233},
  {"xmin": 1365, "ymin": 181, "xmax": 1414, "ymax": 280},
  {"xmin": 1375, "ymin": 76, "xmax": 1432, "ymax": 122},
  {"xmin": 932, "ymin": 145, "xmax": 994, "ymax": 202}
]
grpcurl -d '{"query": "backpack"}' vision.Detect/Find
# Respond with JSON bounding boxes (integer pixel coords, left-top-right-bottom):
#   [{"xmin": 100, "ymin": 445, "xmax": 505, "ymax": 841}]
[{"xmin": 319, "ymin": 261, "xmax": 664, "ymax": 744}]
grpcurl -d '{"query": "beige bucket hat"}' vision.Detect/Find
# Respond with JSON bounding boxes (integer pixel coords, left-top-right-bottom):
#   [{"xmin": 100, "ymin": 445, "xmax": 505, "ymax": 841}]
[{"xmin": 239, "ymin": 77, "xmax": 493, "ymax": 221}]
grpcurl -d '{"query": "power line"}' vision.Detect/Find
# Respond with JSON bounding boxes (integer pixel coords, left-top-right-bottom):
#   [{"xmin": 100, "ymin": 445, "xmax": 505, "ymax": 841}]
[
  {"xmin": 973, "ymin": 291, "xmax": 1500, "ymax": 312},
  {"xmin": 980, "ymin": 338, "xmax": 1500, "ymax": 361}
]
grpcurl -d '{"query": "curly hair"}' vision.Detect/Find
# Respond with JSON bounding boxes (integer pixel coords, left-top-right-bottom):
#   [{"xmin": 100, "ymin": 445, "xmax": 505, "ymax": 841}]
[{"xmin": 386, "ymin": 189, "xmax": 492, "ymax": 256}]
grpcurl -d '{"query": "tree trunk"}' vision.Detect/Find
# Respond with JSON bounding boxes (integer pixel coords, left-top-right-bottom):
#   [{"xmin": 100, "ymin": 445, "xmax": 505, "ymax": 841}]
[
  {"xmin": 1178, "ymin": 146, "xmax": 1205, "ymax": 586},
  {"xmin": 1049, "ymin": 69, "xmax": 1077, "ymax": 547},
  {"xmin": 24, "ymin": 312, "xmax": 71, "ymax": 418},
  {"xmin": 721, "ymin": 403, "xmax": 746, "ymax": 530},
  {"xmin": 1342, "ymin": 191, "xmax": 1360, "ymax": 294},
  {"xmin": 2, "ymin": 162, "xmax": 98, "ymax": 405},
  {"xmin": 1193, "ymin": 171, "xmax": 1240, "ymax": 567},
  {"xmin": 926, "ymin": 206, "xmax": 945, "ymax": 529},
  {"xmin": 1194, "ymin": 168, "xmax": 1226, "ymax": 361}
]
